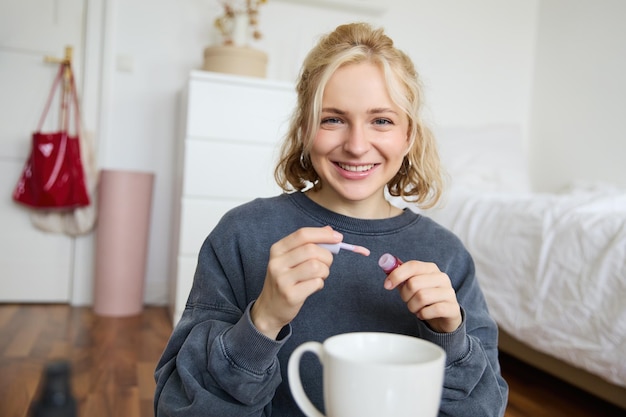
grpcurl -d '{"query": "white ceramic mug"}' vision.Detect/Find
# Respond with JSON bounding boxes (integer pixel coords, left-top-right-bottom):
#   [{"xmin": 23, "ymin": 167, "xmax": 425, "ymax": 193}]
[{"xmin": 288, "ymin": 332, "xmax": 446, "ymax": 417}]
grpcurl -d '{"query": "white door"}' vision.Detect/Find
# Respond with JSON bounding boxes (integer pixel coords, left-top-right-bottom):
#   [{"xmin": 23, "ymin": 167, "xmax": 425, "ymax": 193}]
[{"xmin": 0, "ymin": 0, "xmax": 86, "ymax": 302}]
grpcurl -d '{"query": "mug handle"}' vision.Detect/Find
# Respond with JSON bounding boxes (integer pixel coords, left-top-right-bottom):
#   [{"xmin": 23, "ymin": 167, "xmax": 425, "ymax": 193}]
[{"xmin": 288, "ymin": 341, "xmax": 325, "ymax": 417}]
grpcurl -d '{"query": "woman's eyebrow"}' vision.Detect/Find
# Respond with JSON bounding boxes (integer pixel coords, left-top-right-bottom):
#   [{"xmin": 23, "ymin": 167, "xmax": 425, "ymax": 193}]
[
  {"xmin": 321, "ymin": 107, "xmax": 346, "ymax": 114},
  {"xmin": 321, "ymin": 107, "xmax": 397, "ymax": 115},
  {"xmin": 369, "ymin": 107, "xmax": 398, "ymax": 115}
]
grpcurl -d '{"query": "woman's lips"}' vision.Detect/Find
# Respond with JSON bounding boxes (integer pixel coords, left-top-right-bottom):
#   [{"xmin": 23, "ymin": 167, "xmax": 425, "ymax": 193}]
[
  {"xmin": 334, "ymin": 162, "xmax": 378, "ymax": 178},
  {"xmin": 336, "ymin": 162, "xmax": 375, "ymax": 172}
]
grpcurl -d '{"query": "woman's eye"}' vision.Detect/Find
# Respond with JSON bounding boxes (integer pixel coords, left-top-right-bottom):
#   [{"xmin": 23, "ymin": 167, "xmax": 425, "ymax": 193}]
[
  {"xmin": 374, "ymin": 118, "xmax": 393, "ymax": 126},
  {"xmin": 321, "ymin": 117, "xmax": 342, "ymax": 125}
]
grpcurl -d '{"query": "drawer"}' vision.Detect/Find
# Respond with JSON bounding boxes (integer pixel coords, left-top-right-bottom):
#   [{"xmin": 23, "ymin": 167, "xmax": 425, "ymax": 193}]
[
  {"xmin": 178, "ymin": 198, "xmax": 248, "ymax": 256},
  {"xmin": 182, "ymin": 139, "xmax": 282, "ymax": 199},
  {"xmin": 186, "ymin": 77, "xmax": 295, "ymax": 143}
]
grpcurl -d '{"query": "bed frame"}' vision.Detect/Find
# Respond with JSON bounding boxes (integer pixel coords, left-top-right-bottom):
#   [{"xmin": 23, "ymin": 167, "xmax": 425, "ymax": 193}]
[{"xmin": 498, "ymin": 329, "xmax": 626, "ymax": 409}]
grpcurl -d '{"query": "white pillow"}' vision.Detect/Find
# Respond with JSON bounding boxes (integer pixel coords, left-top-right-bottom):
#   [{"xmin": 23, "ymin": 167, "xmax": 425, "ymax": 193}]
[{"xmin": 433, "ymin": 124, "xmax": 531, "ymax": 193}]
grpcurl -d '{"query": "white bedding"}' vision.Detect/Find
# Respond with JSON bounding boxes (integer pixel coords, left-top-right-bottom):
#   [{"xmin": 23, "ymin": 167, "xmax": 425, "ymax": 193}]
[{"xmin": 418, "ymin": 185, "xmax": 626, "ymax": 388}]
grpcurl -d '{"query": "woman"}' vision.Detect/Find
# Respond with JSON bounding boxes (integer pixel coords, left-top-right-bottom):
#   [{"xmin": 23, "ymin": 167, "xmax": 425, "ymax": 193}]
[{"xmin": 155, "ymin": 22, "xmax": 508, "ymax": 416}]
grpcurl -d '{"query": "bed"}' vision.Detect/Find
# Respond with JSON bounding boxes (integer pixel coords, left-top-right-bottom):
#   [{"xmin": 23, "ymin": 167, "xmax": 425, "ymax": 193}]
[{"xmin": 401, "ymin": 124, "xmax": 626, "ymax": 409}]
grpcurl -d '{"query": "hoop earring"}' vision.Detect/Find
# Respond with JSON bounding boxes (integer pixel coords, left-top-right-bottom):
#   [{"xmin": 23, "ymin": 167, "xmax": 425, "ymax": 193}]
[
  {"xmin": 399, "ymin": 157, "xmax": 412, "ymax": 175},
  {"xmin": 300, "ymin": 152, "xmax": 310, "ymax": 170}
]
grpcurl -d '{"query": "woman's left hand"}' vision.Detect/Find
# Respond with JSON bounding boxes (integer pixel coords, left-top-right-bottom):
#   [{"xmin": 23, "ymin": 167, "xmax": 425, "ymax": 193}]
[{"xmin": 383, "ymin": 261, "xmax": 462, "ymax": 333}]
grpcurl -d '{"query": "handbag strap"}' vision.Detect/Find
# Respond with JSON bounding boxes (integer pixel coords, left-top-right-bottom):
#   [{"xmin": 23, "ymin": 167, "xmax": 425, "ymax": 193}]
[
  {"xmin": 64, "ymin": 62, "xmax": 82, "ymax": 136},
  {"xmin": 36, "ymin": 64, "xmax": 65, "ymax": 132},
  {"xmin": 37, "ymin": 62, "xmax": 82, "ymax": 136}
]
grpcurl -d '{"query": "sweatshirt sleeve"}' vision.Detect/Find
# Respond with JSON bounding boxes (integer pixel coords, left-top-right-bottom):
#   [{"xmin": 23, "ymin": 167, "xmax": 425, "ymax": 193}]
[
  {"xmin": 417, "ymin": 246, "xmax": 509, "ymax": 417},
  {"xmin": 154, "ymin": 232, "xmax": 290, "ymax": 417}
]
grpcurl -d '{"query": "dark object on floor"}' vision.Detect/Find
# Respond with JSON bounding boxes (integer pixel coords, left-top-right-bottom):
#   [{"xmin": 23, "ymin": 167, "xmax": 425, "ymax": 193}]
[{"xmin": 29, "ymin": 360, "xmax": 77, "ymax": 417}]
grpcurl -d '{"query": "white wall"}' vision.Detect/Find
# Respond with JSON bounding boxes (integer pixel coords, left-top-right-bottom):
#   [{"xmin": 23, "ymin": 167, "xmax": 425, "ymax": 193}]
[
  {"xmin": 95, "ymin": 0, "xmax": 539, "ymax": 305},
  {"xmin": 382, "ymin": 0, "xmax": 538, "ymax": 129},
  {"xmin": 529, "ymin": 0, "xmax": 626, "ymax": 191}
]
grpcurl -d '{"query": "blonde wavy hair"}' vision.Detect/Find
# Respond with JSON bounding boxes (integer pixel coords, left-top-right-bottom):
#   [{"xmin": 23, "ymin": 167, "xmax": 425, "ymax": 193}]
[{"xmin": 274, "ymin": 22, "xmax": 443, "ymax": 209}]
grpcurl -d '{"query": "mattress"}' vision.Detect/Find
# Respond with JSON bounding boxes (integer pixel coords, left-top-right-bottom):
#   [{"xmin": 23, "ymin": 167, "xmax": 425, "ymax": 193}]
[{"xmin": 416, "ymin": 184, "xmax": 626, "ymax": 388}]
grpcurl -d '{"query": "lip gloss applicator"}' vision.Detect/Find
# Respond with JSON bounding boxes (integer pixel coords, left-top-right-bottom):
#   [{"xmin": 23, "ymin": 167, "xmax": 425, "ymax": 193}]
[{"xmin": 318, "ymin": 242, "xmax": 371, "ymax": 256}]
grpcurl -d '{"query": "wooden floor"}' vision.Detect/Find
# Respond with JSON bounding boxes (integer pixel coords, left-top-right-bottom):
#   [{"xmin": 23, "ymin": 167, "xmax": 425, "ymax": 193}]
[
  {"xmin": 0, "ymin": 304, "xmax": 624, "ymax": 417},
  {"xmin": 0, "ymin": 304, "xmax": 171, "ymax": 417}
]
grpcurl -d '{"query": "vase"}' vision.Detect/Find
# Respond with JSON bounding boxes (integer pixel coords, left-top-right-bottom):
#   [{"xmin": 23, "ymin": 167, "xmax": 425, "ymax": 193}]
[
  {"xmin": 93, "ymin": 170, "xmax": 155, "ymax": 317},
  {"xmin": 203, "ymin": 45, "xmax": 268, "ymax": 78},
  {"xmin": 231, "ymin": 12, "xmax": 250, "ymax": 47}
]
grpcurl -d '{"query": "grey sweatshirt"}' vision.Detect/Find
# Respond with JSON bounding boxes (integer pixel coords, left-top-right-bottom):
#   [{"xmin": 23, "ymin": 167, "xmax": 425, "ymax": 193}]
[{"xmin": 154, "ymin": 192, "xmax": 508, "ymax": 416}]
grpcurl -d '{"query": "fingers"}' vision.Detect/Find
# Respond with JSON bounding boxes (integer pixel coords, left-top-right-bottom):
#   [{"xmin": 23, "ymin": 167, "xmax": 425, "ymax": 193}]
[
  {"xmin": 403, "ymin": 286, "xmax": 457, "ymax": 319},
  {"xmin": 267, "ymin": 256, "xmax": 331, "ymax": 295},
  {"xmin": 384, "ymin": 261, "xmax": 462, "ymax": 333},
  {"xmin": 272, "ymin": 226, "xmax": 343, "ymax": 258},
  {"xmin": 383, "ymin": 260, "xmax": 440, "ymax": 290},
  {"xmin": 252, "ymin": 226, "xmax": 343, "ymax": 339},
  {"xmin": 253, "ymin": 257, "xmax": 329, "ymax": 339},
  {"xmin": 267, "ymin": 227, "xmax": 339, "ymax": 287}
]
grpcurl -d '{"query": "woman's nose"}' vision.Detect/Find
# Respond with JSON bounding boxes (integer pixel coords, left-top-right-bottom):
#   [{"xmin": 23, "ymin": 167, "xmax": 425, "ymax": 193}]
[{"xmin": 343, "ymin": 124, "xmax": 370, "ymax": 156}]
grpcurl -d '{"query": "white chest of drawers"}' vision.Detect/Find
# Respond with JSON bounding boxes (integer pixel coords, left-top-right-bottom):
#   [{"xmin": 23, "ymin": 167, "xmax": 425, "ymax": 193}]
[{"xmin": 170, "ymin": 71, "xmax": 296, "ymax": 325}]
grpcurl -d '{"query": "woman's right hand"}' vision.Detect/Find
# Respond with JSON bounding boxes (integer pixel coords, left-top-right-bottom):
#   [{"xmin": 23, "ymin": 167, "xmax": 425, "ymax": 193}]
[{"xmin": 250, "ymin": 226, "xmax": 343, "ymax": 339}]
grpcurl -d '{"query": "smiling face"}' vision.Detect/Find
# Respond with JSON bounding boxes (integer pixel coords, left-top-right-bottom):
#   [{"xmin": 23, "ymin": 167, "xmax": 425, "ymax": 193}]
[{"xmin": 306, "ymin": 62, "xmax": 410, "ymax": 218}]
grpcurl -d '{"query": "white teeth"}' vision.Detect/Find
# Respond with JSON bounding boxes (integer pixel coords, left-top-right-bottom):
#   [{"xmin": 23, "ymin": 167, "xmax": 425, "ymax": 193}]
[{"xmin": 338, "ymin": 163, "xmax": 375, "ymax": 172}]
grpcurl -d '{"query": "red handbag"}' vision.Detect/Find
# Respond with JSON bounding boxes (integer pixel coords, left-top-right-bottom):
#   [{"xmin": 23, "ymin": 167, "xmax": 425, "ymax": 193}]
[{"xmin": 13, "ymin": 62, "xmax": 90, "ymax": 209}]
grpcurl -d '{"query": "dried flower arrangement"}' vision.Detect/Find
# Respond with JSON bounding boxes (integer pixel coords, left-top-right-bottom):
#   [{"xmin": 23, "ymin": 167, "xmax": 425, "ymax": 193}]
[{"xmin": 214, "ymin": 0, "xmax": 268, "ymax": 46}]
